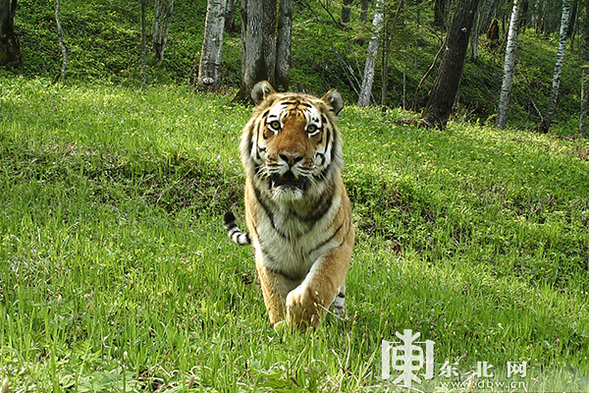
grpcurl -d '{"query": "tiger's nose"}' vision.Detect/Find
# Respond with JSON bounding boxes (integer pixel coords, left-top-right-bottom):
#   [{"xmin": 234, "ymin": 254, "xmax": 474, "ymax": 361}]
[{"xmin": 279, "ymin": 152, "xmax": 304, "ymax": 167}]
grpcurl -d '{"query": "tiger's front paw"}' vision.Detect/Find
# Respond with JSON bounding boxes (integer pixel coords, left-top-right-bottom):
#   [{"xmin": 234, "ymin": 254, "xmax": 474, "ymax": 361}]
[{"xmin": 286, "ymin": 286, "xmax": 323, "ymax": 330}]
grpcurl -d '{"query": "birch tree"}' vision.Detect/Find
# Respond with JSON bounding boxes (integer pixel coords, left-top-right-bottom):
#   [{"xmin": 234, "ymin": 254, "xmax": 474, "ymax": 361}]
[
  {"xmin": 358, "ymin": 0, "xmax": 384, "ymax": 107},
  {"xmin": 580, "ymin": 3, "xmax": 589, "ymax": 138},
  {"xmin": 541, "ymin": 0, "xmax": 571, "ymax": 133},
  {"xmin": 198, "ymin": 0, "xmax": 226, "ymax": 92},
  {"xmin": 496, "ymin": 0, "xmax": 521, "ymax": 128},
  {"xmin": 141, "ymin": 0, "xmax": 147, "ymax": 91},
  {"xmin": 55, "ymin": 0, "xmax": 67, "ymax": 80}
]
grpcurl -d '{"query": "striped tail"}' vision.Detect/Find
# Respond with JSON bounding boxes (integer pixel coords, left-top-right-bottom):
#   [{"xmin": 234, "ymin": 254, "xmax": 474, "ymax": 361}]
[{"xmin": 223, "ymin": 212, "xmax": 251, "ymax": 245}]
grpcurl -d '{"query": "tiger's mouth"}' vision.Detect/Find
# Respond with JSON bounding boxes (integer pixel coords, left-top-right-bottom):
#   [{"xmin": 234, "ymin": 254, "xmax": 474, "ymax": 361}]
[{"xmin": 270, "ymin": 171, "xmax": 308, "ymax": 191}]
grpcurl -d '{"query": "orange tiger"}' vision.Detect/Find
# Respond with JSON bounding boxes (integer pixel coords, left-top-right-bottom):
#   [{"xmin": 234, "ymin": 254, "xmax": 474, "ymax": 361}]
[{"xmin": 224, "ymin": 81, "xmax": 354, "ymax": 330}]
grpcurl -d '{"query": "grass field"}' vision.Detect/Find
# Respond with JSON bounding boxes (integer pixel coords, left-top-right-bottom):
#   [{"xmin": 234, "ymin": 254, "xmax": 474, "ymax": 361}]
[{"xmin": 1, "ymin": 76, "xmax": 588, "ymax": 392}]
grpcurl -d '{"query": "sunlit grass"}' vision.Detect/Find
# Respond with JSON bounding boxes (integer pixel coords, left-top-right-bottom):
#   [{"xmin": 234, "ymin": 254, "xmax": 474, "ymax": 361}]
[{"xmin": 0, "ymin": 78, "xmax": 588, "ymax": 392}]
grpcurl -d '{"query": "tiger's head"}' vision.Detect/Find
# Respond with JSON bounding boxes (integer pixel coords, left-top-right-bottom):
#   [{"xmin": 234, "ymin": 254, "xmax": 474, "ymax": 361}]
[{"xmin": 240, "ymin": 81, "xmax": 345, "ymax": 203}]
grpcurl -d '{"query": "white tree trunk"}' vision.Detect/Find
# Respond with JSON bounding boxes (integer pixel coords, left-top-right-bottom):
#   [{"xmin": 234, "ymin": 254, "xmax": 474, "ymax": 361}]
[
  {"xmin": 55, "ymin": 0, "xmax": 67, "ymax": 81},
  {"xmin": 358, "ymin": 0, "xmax": 384, "ymax": 107},
  {"xmin": 580, "ymin": 4, "xmax": 589, "ymax": 138},
  {"xmin": 141, "ymin": 0, "xmax": 147, "ymax": 91},
  {"xmin": 542, "ymin": 0, "xmax": 571, "ymax": 132},
  {"xmin": 198, "ymin": 0, "xmax": 227, "ymax": 92},
  {"xmin": 496, "ymin": 0, "xmax": 520, "ymax": 128}
]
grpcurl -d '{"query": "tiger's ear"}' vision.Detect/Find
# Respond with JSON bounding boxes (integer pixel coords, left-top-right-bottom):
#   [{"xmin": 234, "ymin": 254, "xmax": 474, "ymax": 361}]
[
  {"xmin": 251, "ymin": 81, "xmax": 276, "ymax": 105},
  {"xmin": 322, "ymin": 89, "xmax": 344, "ymax": 115}
]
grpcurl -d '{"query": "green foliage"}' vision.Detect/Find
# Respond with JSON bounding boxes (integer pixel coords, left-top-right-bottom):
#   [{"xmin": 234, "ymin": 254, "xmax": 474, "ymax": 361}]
[{"xmin": 1, "ymin": 78, "xmax": 588, "ymax": 391}]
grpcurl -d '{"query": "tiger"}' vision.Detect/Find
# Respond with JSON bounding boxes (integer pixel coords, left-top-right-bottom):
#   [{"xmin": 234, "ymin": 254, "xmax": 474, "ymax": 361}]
[{"xmin": 224, "ymin": 80, "xmax": 354, "ymax": 330}]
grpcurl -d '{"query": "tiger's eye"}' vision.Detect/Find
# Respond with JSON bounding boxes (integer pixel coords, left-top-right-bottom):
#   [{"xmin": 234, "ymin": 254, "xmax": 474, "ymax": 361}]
[
  {"xmin": 307, "ymin": 124, "xmax": 317, "ymax": 133},
  {"xmin": 269, "ymin": 120, "xmax": 281, "ymax": 130}
]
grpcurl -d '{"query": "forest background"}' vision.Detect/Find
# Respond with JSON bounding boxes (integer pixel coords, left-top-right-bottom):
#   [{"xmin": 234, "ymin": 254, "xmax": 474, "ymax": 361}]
[
  {"xmin": 1, "ymin": 0, "xmax": 588, "ymax": 136},
  {"xmin": 1, "ymin": 0, "xmax": 589, "ymax": 392}
]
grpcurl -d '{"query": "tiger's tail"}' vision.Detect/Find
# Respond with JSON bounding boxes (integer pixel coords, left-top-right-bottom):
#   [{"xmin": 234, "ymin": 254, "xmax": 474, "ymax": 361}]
[{"xmin": 223, "ymin": 212, "xmax": 251, "ymax": 245}]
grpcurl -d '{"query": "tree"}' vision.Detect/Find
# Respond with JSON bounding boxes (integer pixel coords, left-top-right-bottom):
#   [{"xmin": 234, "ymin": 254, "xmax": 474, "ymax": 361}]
[
  {"xmin": 141, "ymin": 0, "xmax": 147, "ymax": 91},
  {"xmin": 198, "ymin": 0, "xmax": 226, "ymax": 92},
  {"xmin": 224, "ymin": 0, "xmax": 238, "ymax": 32},
  {"xmin": 55, "ymin": 0, "xmax": 67, "ymax": 81},
  {"xmin": 540, "ymin": 0, "xmax": 571, "ymax": 133},
  {"xmin": 381, "ymin": 0, "xmax": 404, "ymax": 107},
  {"xmin": 235, "ymin": 0, "xmax": 292, "ymax": 103},
  {"xmin": 152, "ymin": 0, "xmax": 174, "ymax": 64},
  {"xmin": 275, "ymin": 0, "xmax": 292, "ymax": 91},
  {"xmin": 341, "ymin": 0, "xmax": 353, "ymax": 24},
  {"xmin": 358, "ymin": 0, "xmax": 384, "ymax": 107},
  {"xmin": 0, "ymin": 0, "xmax": 20, "ymax": 66},
  {"xmin": 496, "ymin": 0, "xmax": 521, "ymax": 128},
  {"xmin": 420, "ymin": 0, "xmax": 480, "ymax": 129},
  {"xmin": 433, "ymin": 0, "xmax": 447, "ymax": 29},
  {"xmin": 580, "ymin": 3, "xmax": 589, "ymax": 138}
]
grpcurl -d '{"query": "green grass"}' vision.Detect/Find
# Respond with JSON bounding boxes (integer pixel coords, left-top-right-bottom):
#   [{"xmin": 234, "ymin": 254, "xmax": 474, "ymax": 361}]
[{"xmin": 1, "ymin": 77, "xmax": 588, "ymax": 392}]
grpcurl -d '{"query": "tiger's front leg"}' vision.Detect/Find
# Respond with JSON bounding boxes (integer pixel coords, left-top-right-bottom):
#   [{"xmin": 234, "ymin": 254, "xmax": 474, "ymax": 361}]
[
  {"xmin": 285, "ymin": 242, "xmax": 352, "ymax": 329},
  {"xmin": 255, "ymin": 260, "xmax": 291, "ymax": 327}
]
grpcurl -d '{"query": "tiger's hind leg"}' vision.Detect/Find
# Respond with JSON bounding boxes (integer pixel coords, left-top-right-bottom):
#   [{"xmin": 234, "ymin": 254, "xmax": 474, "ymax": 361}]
[{"xmin": 330, "ymin": 280, "xmax": 347, "ymax": 319}]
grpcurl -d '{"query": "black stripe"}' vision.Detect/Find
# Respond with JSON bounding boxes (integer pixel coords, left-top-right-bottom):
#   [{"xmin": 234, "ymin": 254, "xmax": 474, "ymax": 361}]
[
  {"xmin": 293, "ymin": 184, "xmax": 335, "ymax": 224},
  {"xmin": 253, "ymin": 186, "xmax": 289, "ymax": 239},
  {"xmin": 315, "ymin": 153, "xmax": 325, "ymax": 167},
  {"xmin": 306, "ymin": 222, "xmax": 344, "ymax": 257}
]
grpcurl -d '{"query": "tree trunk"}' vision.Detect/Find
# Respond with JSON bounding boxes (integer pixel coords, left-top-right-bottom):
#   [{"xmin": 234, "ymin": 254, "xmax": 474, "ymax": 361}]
[
  {"xmin": 262, "ymin": 0, "xmax": 277, "ymax": 85},
  {"xmin": 237, "ymin": 0, "xmax": 267, "ymax": 103},
  {"xmin": 421, "ymin": 0, "xmax": 480, "ymax": 129},
  {"xmin": 433, "ymin": 0, "xmax": 446, "ymax": 30},
  {"xmin": 360, "ymin": 0, "xmax": 369, "ymax": 23},
  {"xmin": 519, "ymin": 0, "xmax": 528, "ymax": 30},
  {"xmin": 275, "ymin": 0, "xmax": 292, "ymax": 91},
  {"xmin": 341, "ymin": 0, "xmax": 353, "ymax": 24},
  {"xmin": 198, "ymin": 0, "xmax": 226, "ymax": 92},
  {"xmin": 580, "ymin": 4, "xmax": 589, "ymax": 138},
  {"xmin": 541, "ymin": 0, "xmax": 571, "ymax": 133},
  {"xmin": 469, "ymin": 5, "xmax": 481, "ymax": 61},
  {"xmin": 358, "ymin": 0, "xmax": 384, "ymax": 107},
  {"xmin": 141, "ymin": 0, "xmax": 147, "ymax": 91},
  {"xmin": 381, "ymin": 0, "xmax": 403, "ymax": 107},
  {"xmin": 236, "ymin": 0, "xmax": 290, "ymax": 103},
  {"xmin": 581, "ymin": 67, "xmax": 588, "ymax": 139},
  {"xmin": 55, "ymin": 0, "xmax": 67, "ymax": 80},
  {"xmin": 496, "ymin": 0, "xmax": 521, "ymax": 128},
  {"xmin": 152, "ymin": 0, "xmax": 174, "ymax": 64},
  {"xmin": 0, "ymin": 0, "xmax": 20, "ymax": 66},
  {"xmin": 224, "ymin": 0, "xmax": 238, "ymax": 32}
]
